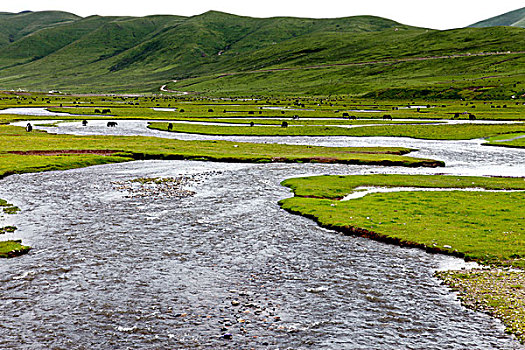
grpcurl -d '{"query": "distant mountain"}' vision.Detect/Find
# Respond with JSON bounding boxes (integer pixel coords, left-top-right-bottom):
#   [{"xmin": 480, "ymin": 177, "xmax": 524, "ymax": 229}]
[
  {"xmin": 0, "ymin": 10, "xmax": 523, "ymax": 98},
  {"xmin": 470, "ymin": 7, "xmax": 525, "ymax": 28},
  {"xmin": 0, "ymin": 10, "xmax": 418, "ymax": 92}
]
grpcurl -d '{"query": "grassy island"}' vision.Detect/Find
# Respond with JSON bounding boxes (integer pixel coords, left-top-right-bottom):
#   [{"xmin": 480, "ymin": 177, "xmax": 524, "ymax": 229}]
[
  {"xmin": 0, "ymin": 124, "xmax": 444, "ymax": 180},
  {"xmin": 0, "ymin": 199, "xmax": 29, "ymax": 258},
  {"xmin": 0, "ymin": 240, "xmax": 31, "ymax": 258},
  {"xmin": 149, "ymin": 121, "xmax": 525, "ymax": 140}
]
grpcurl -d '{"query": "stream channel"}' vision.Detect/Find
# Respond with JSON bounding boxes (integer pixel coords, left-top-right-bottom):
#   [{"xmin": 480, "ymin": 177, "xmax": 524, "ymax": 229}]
[{"xmin": 1, "ymin": 111, "xmax": 525, "ymax": 349}]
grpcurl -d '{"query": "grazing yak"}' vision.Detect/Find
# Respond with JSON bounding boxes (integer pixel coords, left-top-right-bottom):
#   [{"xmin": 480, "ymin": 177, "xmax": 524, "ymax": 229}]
[
  {"xmin": 107, "ymin": 122, "xmax": 118, "ymax": 127},
  {"xmin": 25, "ymin": 123, "xmax": 32, "ymax": 132},
  {"xmin": 82, "ymin": 120, "xmax": 88, "ymax": 126},
  {"xmin": 168, "ymin": 123, "xmax": 173, "ymax": 131}
]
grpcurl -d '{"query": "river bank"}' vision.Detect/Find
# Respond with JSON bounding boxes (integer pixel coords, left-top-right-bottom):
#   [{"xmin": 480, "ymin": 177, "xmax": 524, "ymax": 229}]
[{"xmin": 279, "ymin": 174, "xmax": 525, "ymax": 341}]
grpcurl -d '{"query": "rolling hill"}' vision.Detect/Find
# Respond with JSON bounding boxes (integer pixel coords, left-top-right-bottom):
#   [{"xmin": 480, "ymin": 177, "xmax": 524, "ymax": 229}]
[
  {"xmin": 0, "ymin": 10, "xmax": 80, "ymax": 47},
  {"xmin": 0, "ymin": 9, "xmax": 524, "ymax": 98},
  {"xmin": 470, "ymin": 7, "xmax": 525, "ymax": 28}
]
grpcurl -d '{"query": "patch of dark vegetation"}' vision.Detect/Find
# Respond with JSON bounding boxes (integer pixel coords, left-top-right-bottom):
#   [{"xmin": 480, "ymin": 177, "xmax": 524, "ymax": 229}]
[
  {"xmin": 0, "ymin": 199, "xmax": 20, "ymax": 214},
  {"xmin": 109, "ymin": 41, "xmax": 161, "ymax": 72},
  {"xmin": 0, "ymin": 240, "xmax": 31, "ymax": 258},
  {"xmin": 0, "ymin": 226, "xmax": 17, "ymax": 234}
]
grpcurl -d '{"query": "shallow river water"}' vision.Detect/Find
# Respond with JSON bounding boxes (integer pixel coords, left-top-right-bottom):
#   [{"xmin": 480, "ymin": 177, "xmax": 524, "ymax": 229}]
[
  {"xmin": 1, "ymin": 114, "xmax": 524, "ymax": 349},
  {"xmin": 20, "ymin": 118, "xmax": 525, "ymax": 176}
]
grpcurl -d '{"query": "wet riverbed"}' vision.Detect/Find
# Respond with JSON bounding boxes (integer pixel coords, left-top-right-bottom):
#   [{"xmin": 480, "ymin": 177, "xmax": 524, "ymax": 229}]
[{"xmin": 1, "ymin": 161, "xmax": 523, "ymax": 349}]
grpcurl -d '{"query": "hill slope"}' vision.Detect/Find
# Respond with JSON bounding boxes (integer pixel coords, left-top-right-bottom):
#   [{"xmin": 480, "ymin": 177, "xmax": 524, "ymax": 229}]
[
  {"xmin": 470, "ymin": 7, "xmax": 525, "ymax": 28},
  {"xmin": 0, "ymin": 10, "xmax": 523, "ymax": 98},
  {"xmin": 0, "ymin": 11, "xmax": 80, "ymax": 47}
]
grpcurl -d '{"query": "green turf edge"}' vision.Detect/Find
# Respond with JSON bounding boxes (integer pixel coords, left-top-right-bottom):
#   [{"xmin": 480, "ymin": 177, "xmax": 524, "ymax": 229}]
[{"xmin": 278, "ymin": 196, "xmax": 473, "ymax": 260}]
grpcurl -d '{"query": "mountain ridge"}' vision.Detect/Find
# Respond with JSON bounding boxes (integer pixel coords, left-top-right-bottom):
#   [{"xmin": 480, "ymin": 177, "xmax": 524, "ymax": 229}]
[
  {"xmin": 0, "ymin": 9, "xmax": 523, "ymax": 97},
  {"xmin": 470, "ymin": 7, "xmax": 525, "ymax": 28}
]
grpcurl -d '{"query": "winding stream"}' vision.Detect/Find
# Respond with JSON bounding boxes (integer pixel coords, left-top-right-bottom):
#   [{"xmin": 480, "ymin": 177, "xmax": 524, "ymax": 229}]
[
  {"xmin": 1, "ymin": 110, "xmax": 524, "ymax": 349},
  {"xmin": 15, "ymin": 118, "xmax": 525, "ymax": 176}
]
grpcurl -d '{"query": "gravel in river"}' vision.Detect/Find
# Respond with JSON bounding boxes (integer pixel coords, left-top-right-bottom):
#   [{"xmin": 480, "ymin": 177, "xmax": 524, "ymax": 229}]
[{"xmin": 0, "ymin": 160, "xmax": 523, "ymax": 349}]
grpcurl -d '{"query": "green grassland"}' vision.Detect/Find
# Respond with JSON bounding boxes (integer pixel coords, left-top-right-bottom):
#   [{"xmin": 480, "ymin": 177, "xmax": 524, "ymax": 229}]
[
  {"xmin": 149, "ymin": 121, "xmax": 525, "ymax": 140},
  {"xmin": 279, "ymin": 174, "xmax": 525, "ymax": 267},
  {"xmin": 166, "ymin": 53, "xmax": 525, "ymax": 99},
  {"xmin": 0, "ymin": 124, "xmax": 443, "ymax": 180}
]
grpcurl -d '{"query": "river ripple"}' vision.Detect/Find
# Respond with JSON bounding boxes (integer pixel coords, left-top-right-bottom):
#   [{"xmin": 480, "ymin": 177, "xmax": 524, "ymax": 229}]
[{"xmin": 0, "ymin": 161, "xmax": 523, "ymax": 349}]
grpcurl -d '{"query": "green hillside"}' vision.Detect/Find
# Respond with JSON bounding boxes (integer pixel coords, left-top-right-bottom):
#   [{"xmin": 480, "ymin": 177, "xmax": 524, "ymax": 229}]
[
  {"xmin": 0, "ymin": 11, "xmax": 80, "ymax": 47},
  {"xmin": 0, "ymin": 15, "xmax": 116, "ymax": 69},
  {"xmin": 470, "ymin": 7, "xmax": 525, "ymax": 28},
  {"xmin": 0, "ymin": 10, "xmax": 523, "ymax": 97}
]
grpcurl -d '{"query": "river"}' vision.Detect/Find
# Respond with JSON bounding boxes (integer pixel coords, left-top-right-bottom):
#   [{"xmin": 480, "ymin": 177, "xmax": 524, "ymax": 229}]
[{"xmin": 1, "ymin": 113, "xmax": 524, "ymax": 349}]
